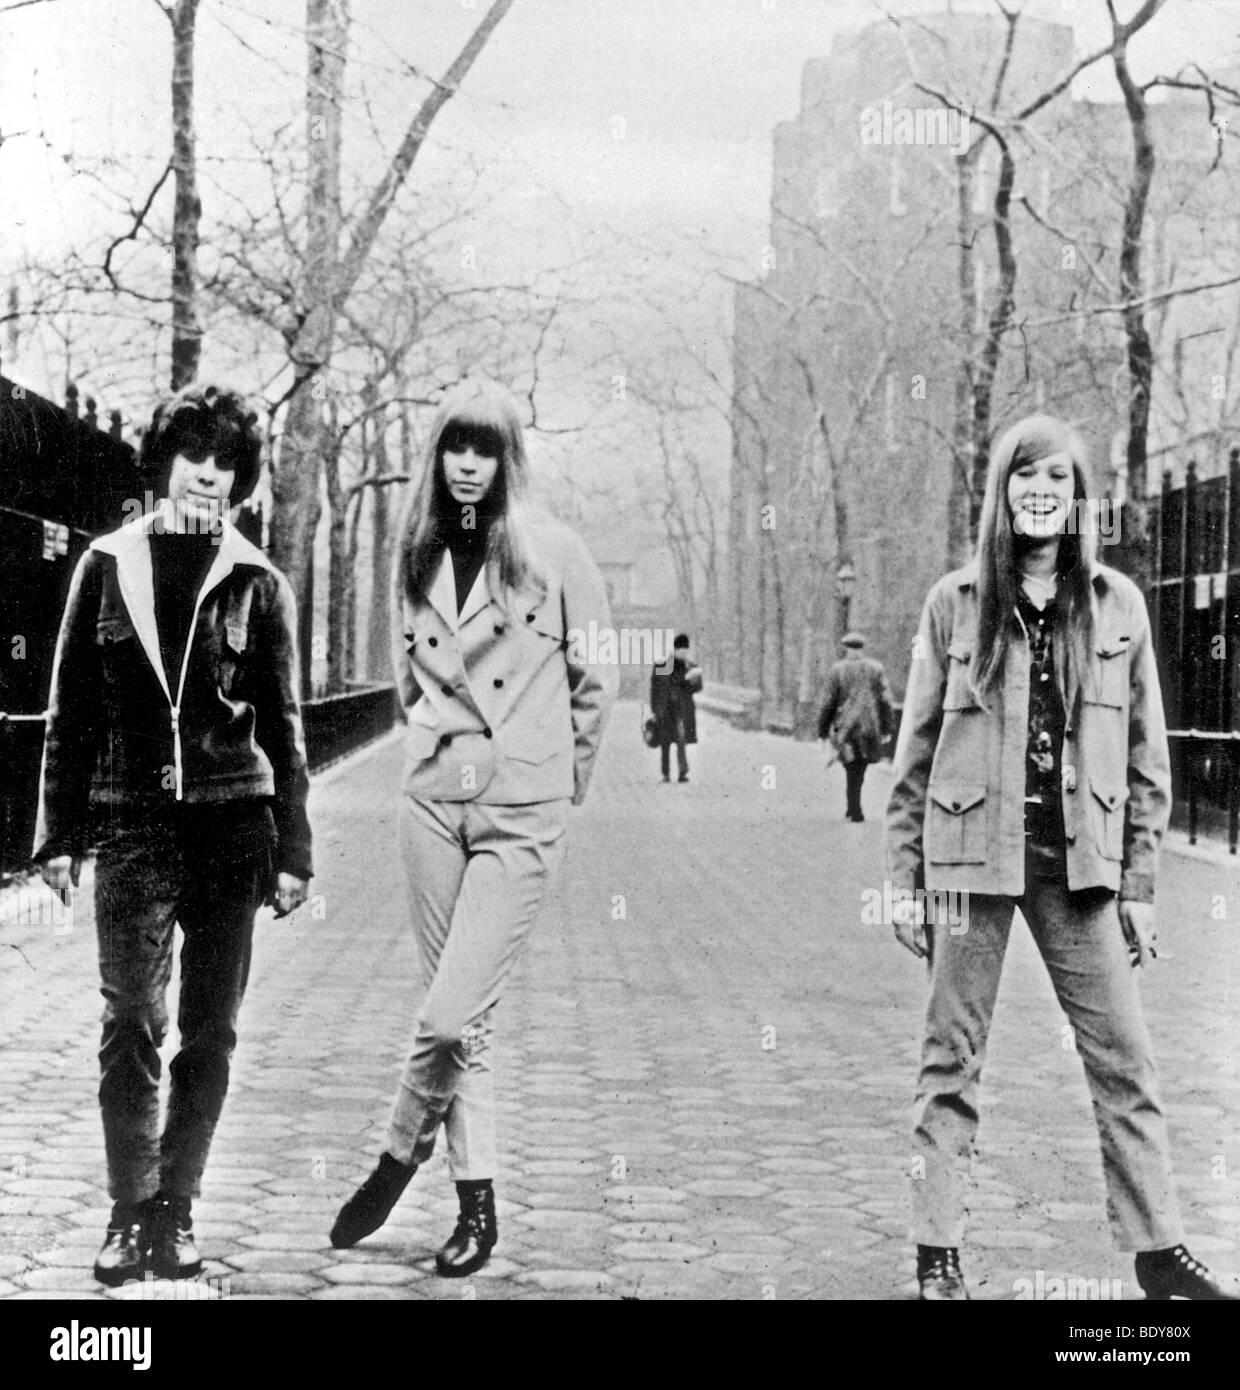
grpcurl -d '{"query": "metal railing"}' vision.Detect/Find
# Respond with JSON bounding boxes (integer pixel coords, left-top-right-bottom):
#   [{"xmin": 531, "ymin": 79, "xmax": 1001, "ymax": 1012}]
[
  {"xmin": 1167, "ymin": 729, "xmax": 1240, "ymax": 854},
  {"xmin": 1, "ymin": 685, "xmax": 401, "ymax": 875},
  {"xmin": 302, "ymin": 683, "xmax": 401, "ymax": 773}
]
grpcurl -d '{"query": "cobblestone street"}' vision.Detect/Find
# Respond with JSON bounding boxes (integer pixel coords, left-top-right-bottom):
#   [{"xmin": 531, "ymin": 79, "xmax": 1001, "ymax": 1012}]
[{"xmin": 3, "ymin": 705, "xmax": 1239, "ymax": 1301}]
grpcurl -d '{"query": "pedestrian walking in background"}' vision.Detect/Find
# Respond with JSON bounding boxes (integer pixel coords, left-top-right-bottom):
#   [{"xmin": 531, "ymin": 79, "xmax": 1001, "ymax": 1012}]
[
  {"xmin": 34, "ymin": 384, "xmax": 312, "ymax": 1286},
  {"xmin": 330, "ymin": 378, "xmax": 616, "ymax": 1277},
  {"xmin": 817, "ymin": 631, "xmax": 893, "ymax": 822},
  {"xmin": 650, "ymin": 632, "xmax": 702, "ymax": 783},
  {"xmin": 885, "ymin": 414, "xmax": 1239, "ymax": 1302}
]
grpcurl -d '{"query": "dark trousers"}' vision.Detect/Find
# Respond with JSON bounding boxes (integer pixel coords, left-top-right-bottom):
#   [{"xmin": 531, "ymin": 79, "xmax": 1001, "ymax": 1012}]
[
  {"xmin": 844, "ymin": 758, "xmax": 868, "ymax": 817},
  {"xmin": 92, "ymin": 801, "xmax": 274, "ymax": 1202},
  {"xmin": 660, "ymin": 734, "xmax": 688, "ymax": 780}
]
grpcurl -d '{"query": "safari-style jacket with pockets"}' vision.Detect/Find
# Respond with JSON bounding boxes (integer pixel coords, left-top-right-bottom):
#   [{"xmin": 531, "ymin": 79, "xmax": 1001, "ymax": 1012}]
[
  {"xmin": 392, "ymin": 514, "xmax": 617, "ymax": 807},
  {"xmin": 885, "ymin": 561, "xmax": 1171, "ymax": 903}
]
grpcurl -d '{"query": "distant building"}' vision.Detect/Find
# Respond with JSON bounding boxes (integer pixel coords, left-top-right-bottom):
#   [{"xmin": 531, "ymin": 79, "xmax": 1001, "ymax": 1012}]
[{"xmin": 729, "ymin": 9, "xmax": 1240, "ymax": 708}]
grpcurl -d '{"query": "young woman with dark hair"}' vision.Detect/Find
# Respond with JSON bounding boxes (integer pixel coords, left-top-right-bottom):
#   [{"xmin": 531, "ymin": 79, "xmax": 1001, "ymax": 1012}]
[
  {"xmin": 886, "ymin": 414, "xmax": 1239, "ymax": 1302},
  {"xmin": 330, "ymin": 378, "xmax": 616, "ymax": 1276}
]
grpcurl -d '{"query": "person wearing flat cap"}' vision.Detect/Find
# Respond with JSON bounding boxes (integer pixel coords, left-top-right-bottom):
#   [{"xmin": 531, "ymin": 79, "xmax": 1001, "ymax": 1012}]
[{"xmin": 817, "ymin": 631, "xmax": 894, "ymax": 823}]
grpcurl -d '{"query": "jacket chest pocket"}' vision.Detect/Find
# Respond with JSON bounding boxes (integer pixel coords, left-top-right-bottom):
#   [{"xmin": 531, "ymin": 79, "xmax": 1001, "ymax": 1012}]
[
  {"xmin": 514, "ymin": 586, "xmax": 565, "ymax": 646},
  {"xmin": 942, "ymin": 639, "xmax": 978, "ymax": 712},
  {"xmin": 95, "ymin": 615, "xmax": 141, "ymax": 694},
  {"xmin": 1084, "ymin": 637, "xmax": 1130, "ymax": 708},
  {"xmin": 1089, "ymin": 780, "xmax": 1127, "ymax": 860},
  {"xmin": 925, "ymin": 782, "xmax": 987, "ymax": 863},
  {"xmin": 216, "ymin": 620, "xmax": 248, "ymax": 696}
]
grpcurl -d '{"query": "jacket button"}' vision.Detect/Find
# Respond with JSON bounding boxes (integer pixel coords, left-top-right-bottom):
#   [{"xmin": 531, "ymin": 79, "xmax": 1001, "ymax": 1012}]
[
  {"xmin": 441, "ymin": 684, "xmax": 454, "ymax": 697},
  {"xmin": 493, "ymin": 678, "xmax": 504, "ymax": 688},
  {"xmin": 494, "ymin": 624, "xmax": 505, "ymax": 634},
  {"xmin": 483, "ymin": 727, "xmax": 493, "ymax": 738},
  {"xmin": 428, "ymin": 636, "xmax": 438, "ymax": 647},
  {"xmin": 951, "ymin": 801, "xmax": 960, "ymax": 811},
  {"xmin": 526, "ymin": 612, "xmax": 536, "ymax": 622},
  {"xmin": 440, "ymin": 733, "xmax": 453, "ymax": 748}
]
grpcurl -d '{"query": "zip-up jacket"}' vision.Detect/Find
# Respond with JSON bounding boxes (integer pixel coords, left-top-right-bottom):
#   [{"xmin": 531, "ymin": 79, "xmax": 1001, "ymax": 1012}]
[
  {"xmin": 34, "ymin": 506, "xmax": 313, "ymax": 880},
  {"xmin": 885, "ymin": 560, "xmax": 1169, "ymax": 903}
]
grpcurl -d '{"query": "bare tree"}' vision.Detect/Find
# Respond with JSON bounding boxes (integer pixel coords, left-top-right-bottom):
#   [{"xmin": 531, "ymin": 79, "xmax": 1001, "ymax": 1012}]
[{"xmin": 270, "ymin": 0, "xmax": 518, "ymax": 685}]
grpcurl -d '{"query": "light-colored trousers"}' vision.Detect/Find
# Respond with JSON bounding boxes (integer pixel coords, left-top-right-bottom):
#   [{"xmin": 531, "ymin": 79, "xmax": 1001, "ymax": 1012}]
[
  {"xmin": 387, "ymin": 794, "xmax": 569, "ymax": 1179},
  {"xmin": 912, "ymin": 846, "xmax": 1184, "ymax": 1252}
]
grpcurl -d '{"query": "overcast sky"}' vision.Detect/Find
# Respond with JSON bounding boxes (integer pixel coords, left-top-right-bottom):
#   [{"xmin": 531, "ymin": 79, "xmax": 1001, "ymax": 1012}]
[{"xmin": 6, "ymin": 1, "xmax": 1239, "ymax": 273}]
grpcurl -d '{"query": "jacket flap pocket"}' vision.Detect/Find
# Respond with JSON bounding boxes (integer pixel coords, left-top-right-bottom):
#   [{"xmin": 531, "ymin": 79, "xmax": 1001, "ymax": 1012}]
[
  {"xmin": 1096, "ymin": 634, "xmax": 1131, "ymax": 659},
  {"xmin": 404, "ymin": 721, "xmax": 442, "ymax": 761},
  {"xmin": 507, "ymin": 732, "xmax": 562, "ymax": 765},
  {"xmin": 1089, "ymin": 780, "xmax": 1128, "ymax": 812},
  {"xmin": 928, "ymin": 782, "xmax": 986, "ymax": 815}
]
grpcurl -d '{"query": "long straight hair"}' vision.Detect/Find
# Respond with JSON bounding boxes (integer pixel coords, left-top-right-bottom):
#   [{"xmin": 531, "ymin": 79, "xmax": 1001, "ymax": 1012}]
[
  {"xmin": 971, "ymin": 414, "xmax": 1096, "ymax": 711},
  {"xmin": 394, "ymin": 379, "xmax": 542, "ymax": 610}
]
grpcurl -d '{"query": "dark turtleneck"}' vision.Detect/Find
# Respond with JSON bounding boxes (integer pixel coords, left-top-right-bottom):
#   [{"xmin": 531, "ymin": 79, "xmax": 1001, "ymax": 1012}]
[
  {"xmin": 442, "ymin": 512, "xmax": 493, "ymax": 615},
  {"xmin": 150, "ymin": 529, "xmax": 219, "ymax": 689}
]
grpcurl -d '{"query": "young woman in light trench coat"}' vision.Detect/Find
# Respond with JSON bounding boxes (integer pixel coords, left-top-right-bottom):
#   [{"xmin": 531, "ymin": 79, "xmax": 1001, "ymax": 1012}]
[
  {"xmin": 329, "ymin": 379, "xmax": 616, "ymax": 1276},
  {"xmin": 885, "ymin": 415, "xmax": 1239, "ymax": 1302}
]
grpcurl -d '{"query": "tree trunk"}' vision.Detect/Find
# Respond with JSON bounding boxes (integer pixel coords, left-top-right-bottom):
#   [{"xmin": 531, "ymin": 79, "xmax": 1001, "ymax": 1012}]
[
  {"xmin": 1111, "ymin": 10, "xmax": 1160, "ymax": 588},
  {"xmin": 323, "ymin": 430, "xmax": 348, "ymax": 696},
  {"xmin": 169, "ymin": 0, "xmax": 201, "ymax": 390},
  {"xmin": 947, "ymin": 151, "xmax": 978, "ymax": 567},
  {"xmin": 970, "ymin": 134, "xmax": 1017, "ymax": 535},
  {"xmin": 270, "ymin": 0, "xmax": 348, "ymax": 692},
  {"xmin": 344, "ymin": 482, "xmax": 363, "ymax": 684}
]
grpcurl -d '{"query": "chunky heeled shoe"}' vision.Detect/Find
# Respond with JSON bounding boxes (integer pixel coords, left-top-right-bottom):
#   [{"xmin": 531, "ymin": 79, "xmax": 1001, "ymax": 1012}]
[
  {"xmin": 435, "ymin": 1183, "xmax": 497, "ymax": 1278},
  {"xmin": 145, "ymin": 1193, "xmax": 202, "ymax": 1280},
  {"xmin": 1135, "ymin": 1245, "xmax": 1240, "ymax": 1300},
  {"xmin": 917, "ymin": 1245, "xmax": 970, "ymax": 1301},
  {"xmin": 93, "ymin": 1201, "xmax": 146, "ymax": 1287},
  {"xmin": 329, "ymin": 1152, "xmax": 417, "ymax": 1249}
]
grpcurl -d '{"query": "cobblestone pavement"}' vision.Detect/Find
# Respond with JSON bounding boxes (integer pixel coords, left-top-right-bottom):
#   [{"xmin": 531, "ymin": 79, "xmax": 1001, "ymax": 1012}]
[{"xmin": 2, "ymin": 703, "xmax": 1238, "ymax": 1301}]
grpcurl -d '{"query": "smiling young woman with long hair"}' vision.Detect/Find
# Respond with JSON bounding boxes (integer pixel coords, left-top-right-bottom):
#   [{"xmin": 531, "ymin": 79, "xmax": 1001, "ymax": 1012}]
[
  {"xmin": 885, "ymin": 414, "xmax": 1239, "ymax": 1302},
  {"xmin": 329, "ymin": 378, "xmax": 616, "ymax": 1276}
]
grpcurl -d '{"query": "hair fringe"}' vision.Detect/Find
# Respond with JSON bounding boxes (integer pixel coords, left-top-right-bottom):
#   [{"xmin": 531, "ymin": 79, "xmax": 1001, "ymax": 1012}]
[{"xmin": 393, "ymin": 380, "xmax": 544, "ymax": 616}]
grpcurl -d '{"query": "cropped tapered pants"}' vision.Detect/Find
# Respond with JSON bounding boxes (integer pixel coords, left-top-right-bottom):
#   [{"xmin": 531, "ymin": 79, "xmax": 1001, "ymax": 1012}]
[
  {"xmin": 387, "ymin": 794, "xmax": 569, "ymax": 1179},
  {"xmin": 911, "ymin": 842, "xmax": 1184, "ymax": 1253}
]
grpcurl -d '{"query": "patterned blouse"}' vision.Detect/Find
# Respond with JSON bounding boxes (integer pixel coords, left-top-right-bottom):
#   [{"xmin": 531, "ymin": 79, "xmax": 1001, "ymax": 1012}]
[{"xmin": 1018, "ymin": 588, "xmax": 1066, "ymax": 842}]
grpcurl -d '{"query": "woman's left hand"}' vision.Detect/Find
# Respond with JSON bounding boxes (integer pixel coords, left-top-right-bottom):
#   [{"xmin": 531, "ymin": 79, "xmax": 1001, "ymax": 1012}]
[{"xmin": 1118, "ymin": 899, "xmax": 1157, "ymax": 967}]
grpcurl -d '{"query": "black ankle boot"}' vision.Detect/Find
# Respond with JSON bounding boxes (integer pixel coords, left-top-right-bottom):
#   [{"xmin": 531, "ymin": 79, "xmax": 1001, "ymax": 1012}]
[
  {"xmin": 93, "ymin": 1200, "xmax": 146, "ymax": 1287},
  {"xmin": 1135, "ymin": 1245, "xmax": 1240, "ymax": 1300},
  {"xmin": 917, "ymin": 1244, "xmax": 969, "ymax": 1301},
  {"xmin": 435, "ymin": 1181, "xmax": 496, "ymax": 1278},
  {"xmin": 145, "ymin": 1192, "xmax": 201, "ymax": 1280},
  {"xmin": 330, "ymin": 1152, "xmax": 417, "ymax": 1249}
]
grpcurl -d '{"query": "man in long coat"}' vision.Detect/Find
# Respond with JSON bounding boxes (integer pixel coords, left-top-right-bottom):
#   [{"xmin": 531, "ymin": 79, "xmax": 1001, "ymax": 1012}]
[
  {"xmin": 650, "ymin": 633, "xmax": 701, "ymax": 783},
  {"xmin": 818, "ymin": 631, "xmax": 894, "ymax": 822}
]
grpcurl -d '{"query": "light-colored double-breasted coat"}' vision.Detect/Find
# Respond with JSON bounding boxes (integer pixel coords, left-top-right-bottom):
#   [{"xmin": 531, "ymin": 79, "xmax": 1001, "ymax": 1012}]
[{"xmin": 391, "ymin": 514, "xmax": 617, "ymax": 807}]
